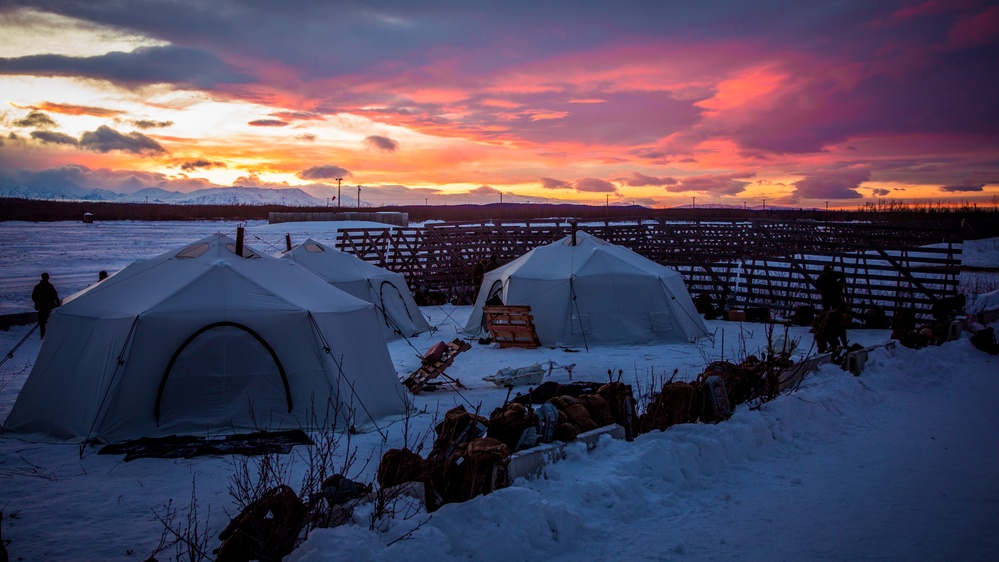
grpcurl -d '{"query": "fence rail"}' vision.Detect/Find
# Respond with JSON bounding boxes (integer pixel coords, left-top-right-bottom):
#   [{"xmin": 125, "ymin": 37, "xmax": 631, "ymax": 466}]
[{"xmin": 328, "ymin": 218, "xmax": 962, "ymax": 321}]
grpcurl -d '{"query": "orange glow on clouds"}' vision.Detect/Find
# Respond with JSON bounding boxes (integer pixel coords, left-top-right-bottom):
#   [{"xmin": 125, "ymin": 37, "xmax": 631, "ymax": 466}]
[
  {"xmin": 695, "ymin": 65, "xmax": 786, "ymax": 117},
  {"xmin": 1, "ymin": 3, "xmax": 997, "ymax": 209}
]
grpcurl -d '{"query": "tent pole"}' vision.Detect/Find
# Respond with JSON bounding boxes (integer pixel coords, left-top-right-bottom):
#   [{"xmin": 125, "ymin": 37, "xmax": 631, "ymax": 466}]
[{"xmin": 569, "ymin": 277, "xmax": 589, "ymax": 352}]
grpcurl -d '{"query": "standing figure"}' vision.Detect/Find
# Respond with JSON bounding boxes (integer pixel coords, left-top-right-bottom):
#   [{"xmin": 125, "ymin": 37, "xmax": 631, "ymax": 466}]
[
  {"xmin": 814, "ymin": 265, "xmax": 846, "ymax": 311},
  {"xmin": 471, "ymin": 259, "xmax": 485, "ymax": 287},
  {"xmin": 31, "ymin": 272, "xmax": 60, "ymax": 339},
  {"xmin": 484, "ymin": 255, "xmax": 499, "ymax": 272}
]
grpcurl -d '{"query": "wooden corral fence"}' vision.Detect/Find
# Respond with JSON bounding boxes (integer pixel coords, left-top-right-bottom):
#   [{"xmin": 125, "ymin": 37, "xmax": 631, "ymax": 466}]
[{"xmin": 329, "ymin": 218, "xmax": 963, "ymax": 321}]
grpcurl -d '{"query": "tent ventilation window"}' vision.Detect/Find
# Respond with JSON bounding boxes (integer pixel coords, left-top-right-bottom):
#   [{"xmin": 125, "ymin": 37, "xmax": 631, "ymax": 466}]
[
  {"xmin": 176, "ymin": 243, "xmax": 210, "ymax": 259},
  {"xmin": 305, "ymin": 243, "xmax": 325, "ymax": 253}
]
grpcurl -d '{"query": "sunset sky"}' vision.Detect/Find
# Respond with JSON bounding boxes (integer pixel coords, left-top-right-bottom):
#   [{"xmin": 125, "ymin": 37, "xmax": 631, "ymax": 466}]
[{"xmin": 1, "ymin": 0, "xmax": 997, "ymax": 208}]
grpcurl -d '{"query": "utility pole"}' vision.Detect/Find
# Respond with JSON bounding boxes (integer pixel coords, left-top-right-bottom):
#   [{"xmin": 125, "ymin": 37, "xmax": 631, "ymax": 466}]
[
  {"xmin": 357, "ymin": 185, "xmax": 361, "ymax": 208},
  {"xmin": 692, "ymin": 196, "xmax": 696, "ymax": 209},
  {"xmin": 335, "ymin": 177, "xmax": 342, "ymax": 208}
]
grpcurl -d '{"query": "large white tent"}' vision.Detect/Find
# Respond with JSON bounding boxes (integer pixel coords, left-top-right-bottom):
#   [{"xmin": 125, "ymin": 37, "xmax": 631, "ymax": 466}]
[
  {"xmin": 280, "ymin": 238, "xmax": 429, "ymax": 340},
  {"xmin": 464, "ymin": 230, "xmax": 709, "ymax": 347},
  {"xmin": 3, "ymin": 233, "xmax": 408, "ymax": 443}
]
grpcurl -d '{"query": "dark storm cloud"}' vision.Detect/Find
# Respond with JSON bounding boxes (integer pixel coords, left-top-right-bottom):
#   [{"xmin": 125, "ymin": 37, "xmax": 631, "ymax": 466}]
[
  {"xmin": 128, "ymin": 119, "xmax": 173, "ymax": 129},
  {"xmin": 15, "ymin": 111, "xmax": 57, "ymax": 129},
  {"xmin": 940, "ymin": 183, "xmax": 985, "ymax": 193},
  {"xmin": 574, "ymin": 178, "xmax": 616, "ymax": 193},
  {"xmin": 0, "ymin": 45, "xmax": 250, "ymax": 89},
  {"xmin": 180, "ymin": 159, "xmax": 226, "ymax": 172},
  {"xmin": 540, "ymin": 177, "xmax": 572, "ymax": 190},
  {"xmin": 298, "ymin": 165, "xmax": 350, "ymax": 180},
  {"xmin": 10, "ymin": 164, "xmax": 214, "ymax": 194},
  {"xmin": 248, "ymin": 119, "xmax": 288, "ymax": 127},
  {"xmin": 30, "ymin": 130, "xmax": 77, "ymax": 145},
  {"xmin": 624, "ymin": 172, "xmax": 678, "ymax": 187},
  {"xmin": 363, "ymin": 135, "xmax": 399, "ymax": 152},
  {"xmin": 78, "ymin": 125, "xmax": 166, "ymax": 154}
]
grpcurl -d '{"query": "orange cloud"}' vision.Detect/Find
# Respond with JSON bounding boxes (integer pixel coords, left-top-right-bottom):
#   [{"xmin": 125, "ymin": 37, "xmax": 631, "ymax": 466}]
[
  {"xmin": 695, "ymin": 65, "xmax": 786, "ymax": 117},
  {"xmin": 20, "ymin": 101, "xmax": 125, "ymax": 117}
]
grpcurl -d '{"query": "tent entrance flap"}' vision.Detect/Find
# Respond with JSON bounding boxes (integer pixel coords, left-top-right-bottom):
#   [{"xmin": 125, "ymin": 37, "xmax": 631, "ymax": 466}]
[
  {"xmin": 154, "ymin": 321, "xmax": 293, "ymax": 425},
  {"xmin": 377, "ymin": 280, "xmax": 414, "ymax": 329}
]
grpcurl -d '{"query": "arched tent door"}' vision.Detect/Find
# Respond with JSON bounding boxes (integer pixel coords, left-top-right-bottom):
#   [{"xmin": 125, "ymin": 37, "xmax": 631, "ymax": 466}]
[
  {"xmin": 474, "ymin": 279, "xmax": 506, "ymax": 333},
  {"xmin": 154, "ymin": 322, "xmax": 292, "ymax": 429},
  {"xmin": 484, "ymin": 279, "xmax": 504, "ymax": 305}
]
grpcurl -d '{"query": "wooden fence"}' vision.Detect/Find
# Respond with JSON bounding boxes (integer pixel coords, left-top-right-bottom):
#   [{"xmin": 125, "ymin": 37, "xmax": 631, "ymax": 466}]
[{"xmin": 328, "ymin": 218, "xmax": 963, "ymax": 321}]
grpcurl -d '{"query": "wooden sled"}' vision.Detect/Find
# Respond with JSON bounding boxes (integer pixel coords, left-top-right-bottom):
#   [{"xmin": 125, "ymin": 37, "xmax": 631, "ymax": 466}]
[
  {"xmin": 403, "ymin": 338, "xmax": 472, "ymax": 394},
  {"xmin": 482, "ymin": 305, "xmax": 541, "ymax": 349}
]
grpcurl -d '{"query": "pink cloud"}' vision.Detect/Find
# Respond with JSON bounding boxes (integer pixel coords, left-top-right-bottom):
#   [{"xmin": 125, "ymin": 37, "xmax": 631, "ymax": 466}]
[
  {"xmin": 624, "ymin": 172, "xmax": 678, "ymax": 187},
  {"xmin": 541, "ymin": 177, "xmax": 572, "ymax": 189},
  {"xmin": 948, "ymin": 6, "xmax": 999, "ymax": 49},
  {"xmin": 667, "ymin": 173, "xmax": 753, "ymax": 195},
  {"xmin": 791, "ymin": 167, "xmax": 871, "ymax": 200},
  {"xmin": 363, "ymin": 135, "xmax": 399, "ymax": 152},
  {"xmin": 574, "ymin": 177, "xmax": 616, "ymax": 193},
  {"xmin": 468, "ymin": 185, "xmax": 500, "ymax": 195},
  {"xmin": 940, "ymin": 183, "xmax": 984, "ymax": 192},
  {"xmin": 248, "ymin": 119, "xmax": 288, "ymax": 127}
]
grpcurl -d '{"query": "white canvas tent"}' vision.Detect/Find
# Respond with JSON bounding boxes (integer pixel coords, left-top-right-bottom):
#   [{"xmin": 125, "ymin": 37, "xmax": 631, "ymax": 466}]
[
  {"xmin": 3, "ymin": 233, "xmax": 408, "ymax": 443},
  {"xmin": 280, "ymin": 238, "xmax": 429, "ymax": 340},
  {"xmin": 464, "ymin": 230, "xmax": 709, "ymax": 347}
]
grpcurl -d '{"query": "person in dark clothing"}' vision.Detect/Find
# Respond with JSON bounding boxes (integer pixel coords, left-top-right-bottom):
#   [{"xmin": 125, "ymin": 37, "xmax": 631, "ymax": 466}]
[
  {"xmin": 471, "ymin": 259, "xmax": 485, "ymax": 286},
  {"xmin": 814, "ymin": 265, "xmax": 846, "ymax": 311},
  {"xmin": 31, "ymin": 272, "xmax": 60, "ymax": 339},
  {"xmin": 484, "ymin": 255, "xmax": 499, "ymax": 272}
]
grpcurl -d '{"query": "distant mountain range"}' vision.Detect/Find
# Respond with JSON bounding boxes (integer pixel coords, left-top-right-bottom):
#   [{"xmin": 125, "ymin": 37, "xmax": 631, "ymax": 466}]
[
  {"xmin": 0, "ymin": 174, "xmax": 810, "ymax": 210},
  {"xmin": 0, "ymin": 176, "xmax": 341, "ymax": 206}
]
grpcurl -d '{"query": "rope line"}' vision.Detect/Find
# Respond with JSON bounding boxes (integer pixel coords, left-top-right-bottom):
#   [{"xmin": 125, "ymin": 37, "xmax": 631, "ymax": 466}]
[
  {"xmin": 0, "ymin": 323, "xmax": 39, "ymax": 369},
  {"xmin": 83, "ymin": 316, "xmax": 139, "ymax": 450},
  {"xmin": 307, "ymin": 312, "xmax": 387, "ymax": 440}
]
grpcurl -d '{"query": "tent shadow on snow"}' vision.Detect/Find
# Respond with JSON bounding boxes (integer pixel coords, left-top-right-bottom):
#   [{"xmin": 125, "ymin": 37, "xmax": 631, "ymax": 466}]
[
  {"xmin": 464, "ymin": 230, "xmax": 709, "ymax": 347},
  {"xmin": 2, "ymin": 233, "xmax": 409, "ymax": 443},
  {"xmin": 280, "ymin": 238, "xmax": 430, "ymax": 340}
]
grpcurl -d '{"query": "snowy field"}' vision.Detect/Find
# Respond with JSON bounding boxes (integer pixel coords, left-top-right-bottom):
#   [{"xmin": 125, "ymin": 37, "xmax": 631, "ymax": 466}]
[
  {"xmin": 0, "ymin": 220, "xmax": 395, "ymax": 313},
  {"xmin": 1, "ymin": 221, "xmax": 998, "ymax": 561}
]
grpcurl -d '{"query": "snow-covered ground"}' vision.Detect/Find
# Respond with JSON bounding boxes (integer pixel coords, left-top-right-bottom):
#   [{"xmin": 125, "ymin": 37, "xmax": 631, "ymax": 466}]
[
  {"xmin": 0, "ymin": 220, "xmax": 393, "ymax": 313},
  {"xmin": 1, "ymin": 221, "xmax": 997, "ymax": 561}
]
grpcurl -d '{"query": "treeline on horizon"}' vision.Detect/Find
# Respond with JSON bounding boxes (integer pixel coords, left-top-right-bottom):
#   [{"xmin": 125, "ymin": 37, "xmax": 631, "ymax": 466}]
[{"xmin": 2, "ymin": 197, "xmax": 997, "ymax": 238}]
